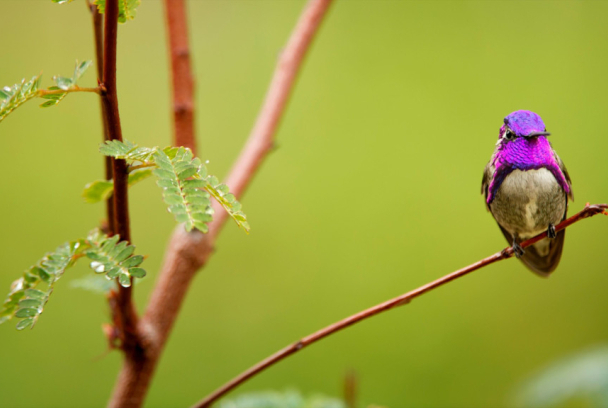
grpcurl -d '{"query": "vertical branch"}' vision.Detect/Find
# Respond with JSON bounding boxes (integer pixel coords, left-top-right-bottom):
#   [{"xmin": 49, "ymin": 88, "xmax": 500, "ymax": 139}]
[
  {"xmin": 102, "ymin": 1, "xmax": 144, "ymax": 405},
  {"xmin": 344, "ymin": 370, "xmax": 357, "ymax": 408},
  {"xmin": 100, "ymin": 0, "xmax": 139, "ymax": 346},
  {"xmin": 86, "ymin": 0, "xmax": 115, "ymax": 232},
  {"xmin": 164, "ymin": 0, "xmax": 196, "ymax": 153},
  {"xmin": 107, "ymin": 0, "xmax": 333, "ymax": 407}
]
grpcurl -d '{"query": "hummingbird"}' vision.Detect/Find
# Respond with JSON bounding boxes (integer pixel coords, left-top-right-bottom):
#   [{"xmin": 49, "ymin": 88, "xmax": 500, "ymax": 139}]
[{"xmin": 481, "ymin": 110, "xmax": 573, "ymax": 276}]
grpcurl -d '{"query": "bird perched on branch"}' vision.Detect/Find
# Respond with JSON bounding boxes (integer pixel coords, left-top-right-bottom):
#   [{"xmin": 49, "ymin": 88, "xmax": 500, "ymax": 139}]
[{"xmin": 482, "ymin": 110, "xmax": 573, "ymax": 276}]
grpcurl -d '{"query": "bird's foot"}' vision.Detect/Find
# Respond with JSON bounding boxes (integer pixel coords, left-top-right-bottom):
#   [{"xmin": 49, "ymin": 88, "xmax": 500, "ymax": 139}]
[
  {"xmin": 547, "ymin": 224, "xmax": 557, "ymax": 239},
  {"xmin": 513, "ymin": 241, "xmax": 525, "ymax": 258}
]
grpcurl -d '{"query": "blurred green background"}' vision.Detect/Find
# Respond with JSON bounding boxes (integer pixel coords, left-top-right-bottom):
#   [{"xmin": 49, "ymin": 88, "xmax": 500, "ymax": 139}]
[{"xmin": 1, "ymin": 1, "xmax": 607, "ymax": 407}]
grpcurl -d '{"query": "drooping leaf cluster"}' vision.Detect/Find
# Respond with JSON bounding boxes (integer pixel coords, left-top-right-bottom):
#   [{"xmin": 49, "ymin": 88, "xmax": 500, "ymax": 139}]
[
  {"xmin": 0, "ymin": 60, "xmax": 92, "ymax": 123},
  {"xmin": 0, "ymin": 230, "xmax": 146, "ymax": 330},
  {"xmin": 90, "ymin": 140, "xmax": 250, "ymax": 233},
  {"xmin": 0, "ymin": 75, "xmax": 42, "ymax": 123},
  {"xmin": 85, "ymin": 229, "xmax": 146, "ymax": 287},
  {"xmin": 154, "ymin": 148, "xmax": 214, "ymax": 232},
  {"xmin": 0, "ymin": 241, "xmax": 85, "ymax": 330},
  {"xmin": 93, "ymin": 0, "xmax": 141, "ymax": 23}
]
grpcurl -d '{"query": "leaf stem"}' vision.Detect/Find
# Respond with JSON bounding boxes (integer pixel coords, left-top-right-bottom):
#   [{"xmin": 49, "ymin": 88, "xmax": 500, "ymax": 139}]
[
  {"xmin": 193, "ymin": 203, "xmax": 608, "ymax": 407},
  {"xmin": 38, "ymin": 86, "xmax": 102, "ymax": 96},
  {"xmin": 127, "ymin": 162, "xmax": 156, "ymax": 172}
]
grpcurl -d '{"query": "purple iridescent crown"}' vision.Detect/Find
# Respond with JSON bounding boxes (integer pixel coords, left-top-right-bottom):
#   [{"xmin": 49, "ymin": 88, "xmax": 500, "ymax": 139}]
[{"xmin": 500, "ymin": 110, "xmax": 546, "ymax": 138}]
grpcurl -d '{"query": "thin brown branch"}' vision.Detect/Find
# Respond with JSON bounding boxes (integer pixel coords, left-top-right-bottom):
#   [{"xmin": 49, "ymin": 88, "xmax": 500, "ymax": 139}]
[
  {"xmin": 101, "ymin": 0, "xmax": 140, "ymax": 374},
  {"xmin": 86, "ymin": 0, "xmax": 115, "ymax": 232},
  {"xmin": 87, "ymin": 0, "xmax": 105, "ymax": 80},
  {"xmin": 106, "ymin": 1, "xmax": 333, "ymax": 407},
  {"xmin": 164, "ymin": 0, "xmax": 196, "ymax": 153},
  {"xmin": 193, "ymin": 203, "xmax": 608, "ymax": 407}
]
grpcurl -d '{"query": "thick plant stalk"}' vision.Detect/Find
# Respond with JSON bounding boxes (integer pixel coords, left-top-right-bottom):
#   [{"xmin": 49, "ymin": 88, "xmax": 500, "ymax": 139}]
[
  {"xmin": 193, "ymin": 204, "xmax": 608, "ymax": 407},
  {"xmin": 100, "ymin": 3, "xmax": 142, "ymax": 407},
  {"xmin": 107, "ymin": 0, "xmax": 334, "ymax": 407},
  {"xmin": 164, "ymin": 0, "xmax": 197, "ymax": 154}
]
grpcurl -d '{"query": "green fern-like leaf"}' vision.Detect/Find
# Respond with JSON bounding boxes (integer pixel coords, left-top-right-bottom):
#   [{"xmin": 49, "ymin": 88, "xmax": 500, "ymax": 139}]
[
  {"xmin": 153, "ymin": 148, "xmax": 213, "ymax": 233},
  {"xmin": 0, "ymin": 75, "xmax": 42, "ymax": 123},
  {"xmin": 99, "ymin": 140, "xmax": 157, "ymax": 162},
  {"xmin": 1, "ymin": 60, "xmax": 93, "ymax": 120},
  {"xmin": 203, "ymin": 176, "xmax": 251, "ymax": 232},
  {"xmin": 82, "ymin": 168, "xmax": 153, "ymax": 204},
  {"xmin": 94, "ymin": 0, "xmax": 141, "ymax": 23},
  {"xmin": 39, "ymin": 86, "xmax": 68, "ymax": 108},
  {"xmin": 85, "ymin": 229, "xmax": 146, "ymax": 287},
  {"xmin": 98, "ymin": 140, "xmax": 250, "ymax": 233},
  {"xmin": 99, "ymin": 139, "xmax": 137, "ymax": 158},
  {"xmin": 0, "ymin": 240, "xmax": 88, "ymax": 330}
]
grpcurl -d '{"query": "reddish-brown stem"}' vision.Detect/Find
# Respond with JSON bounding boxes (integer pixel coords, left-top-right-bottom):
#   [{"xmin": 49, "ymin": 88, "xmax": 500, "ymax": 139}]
[
  {"xmin": 164, "ymin": 0, "xmax": 196, "ymax": 153},
  {"xmin": 86, "ymin": 0, "xmax": 115, "ymax": 232},
  {"xmin": 106, "ymin": 1, "xmax": 333, "ymax": 407},
  {"xmin": 102, "ymin": 1, "xmax": 144, "ymax": 406},
  {"xmin": 101, "ymin": 0, "xmax": 139, "ymax": 352},
  {"xmin": 193, "ymin": 204, "xmax": 608, "ymax": 407},
  {"xmin": 344, "ymin": 370, "xmax": 357, "ymax": 408}
]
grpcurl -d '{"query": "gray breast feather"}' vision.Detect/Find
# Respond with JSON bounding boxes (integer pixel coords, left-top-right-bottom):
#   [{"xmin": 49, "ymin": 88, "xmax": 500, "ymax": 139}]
[{"xmin": 489, "ymin": 168, "xmax": 566, "ymax": 240}]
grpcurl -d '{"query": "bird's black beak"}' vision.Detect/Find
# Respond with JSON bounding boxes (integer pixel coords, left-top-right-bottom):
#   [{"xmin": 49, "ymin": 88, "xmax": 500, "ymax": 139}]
[{"xmin": 525, "ymin": 131, "xmax": 551, "ymax": 138}]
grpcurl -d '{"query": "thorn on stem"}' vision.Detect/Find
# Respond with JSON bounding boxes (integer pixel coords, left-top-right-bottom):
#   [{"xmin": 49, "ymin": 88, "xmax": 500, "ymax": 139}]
[{"xmin": 98, "ymin": 81, "xmax": 107, "ymax": 95}]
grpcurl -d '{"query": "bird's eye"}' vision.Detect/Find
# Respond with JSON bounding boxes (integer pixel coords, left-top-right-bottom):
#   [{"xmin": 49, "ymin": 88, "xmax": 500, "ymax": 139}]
[{"xmin": 504, "ymin": 130, "xmax": 515, "ymax": 141}]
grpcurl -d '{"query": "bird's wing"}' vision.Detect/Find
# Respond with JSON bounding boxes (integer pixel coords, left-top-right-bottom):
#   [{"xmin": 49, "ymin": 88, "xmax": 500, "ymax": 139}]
[
  {"xmin": 554, "ymin": 151, "xmax": 574, "ymax": 201},
  {"xmin": 481, "ymin": 160, "xmax": 494, "ymax": 211}
]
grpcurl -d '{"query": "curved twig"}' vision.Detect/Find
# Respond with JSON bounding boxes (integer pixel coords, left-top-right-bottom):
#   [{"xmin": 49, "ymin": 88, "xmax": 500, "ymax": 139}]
[{"xmin": 193, "ymin": 203, "xmax": 608, "ymax": 407}]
